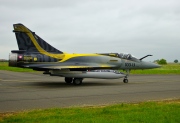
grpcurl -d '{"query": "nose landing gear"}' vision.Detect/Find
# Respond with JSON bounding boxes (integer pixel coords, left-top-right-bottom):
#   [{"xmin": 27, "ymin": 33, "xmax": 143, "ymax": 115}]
[
  {"xmin": 123, "ymin": 77, "xmax": 128, "ymax": 83},
  {"xmin": 123, "ymin": 69, "xmax": 130, "ymax": 83}
]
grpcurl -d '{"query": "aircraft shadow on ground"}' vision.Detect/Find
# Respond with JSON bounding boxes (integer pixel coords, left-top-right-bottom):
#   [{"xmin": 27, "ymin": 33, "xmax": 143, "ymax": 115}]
[{"xmin": 28, "ymin": 81, "xmax": 123, "ymax": 88}]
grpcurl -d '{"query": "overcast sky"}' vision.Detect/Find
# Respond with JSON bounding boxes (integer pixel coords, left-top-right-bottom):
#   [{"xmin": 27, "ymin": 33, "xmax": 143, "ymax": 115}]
[{"xmin": 0, "ymin": 0, "xmax": 180, "ymax": 62}]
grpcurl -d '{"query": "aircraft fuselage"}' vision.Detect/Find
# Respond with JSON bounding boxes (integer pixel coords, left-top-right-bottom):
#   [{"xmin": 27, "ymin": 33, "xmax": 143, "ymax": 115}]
[{"xmin": 9, "ymin": 23, "xmax": 161, "ymax": 85}]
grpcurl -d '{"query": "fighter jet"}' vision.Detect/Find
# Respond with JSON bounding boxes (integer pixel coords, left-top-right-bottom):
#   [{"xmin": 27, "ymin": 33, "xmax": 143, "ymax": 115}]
[{"xmin": 9, "ymin": 23, "xmax": 160, "ymax": 85}]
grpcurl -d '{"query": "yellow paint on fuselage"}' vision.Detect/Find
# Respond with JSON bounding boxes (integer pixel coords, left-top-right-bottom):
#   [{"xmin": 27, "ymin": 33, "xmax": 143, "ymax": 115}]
[{"xmin": 60, "ymin": 53, "xmax": 101, "ymax": 62}]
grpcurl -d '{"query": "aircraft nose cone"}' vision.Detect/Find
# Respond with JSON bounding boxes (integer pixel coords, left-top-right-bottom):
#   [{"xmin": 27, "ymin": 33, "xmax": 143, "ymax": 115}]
[
  {"xmin": 141, "ymin": 61, "xmax": 161, "ymax": 69},
  {"xmin": 151, "ymin": 63, "xmax": 161, "ymax": 68}
]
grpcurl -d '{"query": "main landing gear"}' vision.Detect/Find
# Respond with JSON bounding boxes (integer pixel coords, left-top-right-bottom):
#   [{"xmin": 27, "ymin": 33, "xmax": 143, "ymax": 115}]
[{"xmin": 64, "ymin": 77, "xmax": 83, "ymax": 85}]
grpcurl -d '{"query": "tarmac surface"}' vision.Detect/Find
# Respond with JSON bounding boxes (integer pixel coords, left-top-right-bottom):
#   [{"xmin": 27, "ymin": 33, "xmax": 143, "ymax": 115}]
[{"xmin": 0, "ymin": 70, "xmax": 180, "ymax": 112}]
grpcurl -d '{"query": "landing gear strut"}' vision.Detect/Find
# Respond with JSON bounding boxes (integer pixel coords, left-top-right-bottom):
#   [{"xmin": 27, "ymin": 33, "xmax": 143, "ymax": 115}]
[{"xmin": 123, "ymin": 69, "xmax": 130, "ymax": 83}]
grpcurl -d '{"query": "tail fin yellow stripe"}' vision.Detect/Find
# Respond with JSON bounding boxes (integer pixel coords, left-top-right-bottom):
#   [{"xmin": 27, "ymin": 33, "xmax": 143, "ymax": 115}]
[{"xmin": 14, "ymin": 24, "xmax": 64, "ymax": 59}]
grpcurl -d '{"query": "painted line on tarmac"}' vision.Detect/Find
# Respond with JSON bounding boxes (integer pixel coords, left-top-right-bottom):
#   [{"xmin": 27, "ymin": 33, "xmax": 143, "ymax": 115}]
[{"xmin": 1, "ymin": 79, "xmax": 45, "ymax": 82}]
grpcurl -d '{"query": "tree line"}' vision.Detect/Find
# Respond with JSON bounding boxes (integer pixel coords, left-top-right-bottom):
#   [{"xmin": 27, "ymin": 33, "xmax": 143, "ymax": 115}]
[{"xmin": 154, "ymin": 59, "xmax": 179, "ymax": 65}]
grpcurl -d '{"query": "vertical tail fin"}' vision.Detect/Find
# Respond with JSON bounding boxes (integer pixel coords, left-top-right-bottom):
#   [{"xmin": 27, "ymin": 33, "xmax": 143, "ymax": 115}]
[{"xmin": 13, "ymin": 23, "xmax": 63, "ymax": 54}]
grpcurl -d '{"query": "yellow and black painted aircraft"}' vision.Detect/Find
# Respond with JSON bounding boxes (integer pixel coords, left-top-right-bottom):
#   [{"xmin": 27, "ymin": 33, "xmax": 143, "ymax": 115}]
[{"xmin": 9, "ymin": 23, "xmax": 160, "ymax": 85}]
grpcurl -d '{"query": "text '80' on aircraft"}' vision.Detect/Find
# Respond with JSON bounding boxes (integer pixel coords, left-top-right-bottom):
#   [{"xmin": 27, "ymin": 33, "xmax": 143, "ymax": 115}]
[{"xmin": 9, "ymin": 23, "xmax": 160, "ymax": 85}]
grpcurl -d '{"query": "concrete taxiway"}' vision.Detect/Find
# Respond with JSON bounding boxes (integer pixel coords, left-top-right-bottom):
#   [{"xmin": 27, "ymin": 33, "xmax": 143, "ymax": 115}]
[{"xmin": 0, "ymin": 70, "xmax": 180, "ymax": 112}]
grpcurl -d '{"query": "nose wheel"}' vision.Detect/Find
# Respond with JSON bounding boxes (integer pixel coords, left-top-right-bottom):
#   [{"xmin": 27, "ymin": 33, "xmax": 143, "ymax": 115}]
[
  {"xmin": 123, "ymin": 69, "xmax": 130, "ymax": 83},
  {"xmin": 123, "ymin": 78, "xmax": 128, "ymax": 83}
]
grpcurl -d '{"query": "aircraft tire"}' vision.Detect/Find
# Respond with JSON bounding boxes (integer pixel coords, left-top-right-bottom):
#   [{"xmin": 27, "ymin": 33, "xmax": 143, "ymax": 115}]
[
  {"xmin": 65, "ymin": 77, "xmax": 73, "ymax": 84},
  {"xmin": 123, "ymin": 79, "xmax": 128, "ymax": 83},
  {"xmin": 73, "ymin": 78, "xmax": 82, "ymax": 85}
]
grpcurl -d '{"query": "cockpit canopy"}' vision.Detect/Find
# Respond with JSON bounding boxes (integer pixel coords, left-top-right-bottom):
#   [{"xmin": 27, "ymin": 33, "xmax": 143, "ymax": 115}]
[
  {"xmin": 99, "ymin": 53, "xmax": 139, "ymax": 61},
  {"xmin": 117, "ymin": 53, "xmax": 140, "ymax": 62},
  {"xmin": 118, "ymin": 53, "xmax": 132, "ymax": 59},
  {"xmin": 118, "ymin": 53, "xmax": 140, "ymax": 62}
]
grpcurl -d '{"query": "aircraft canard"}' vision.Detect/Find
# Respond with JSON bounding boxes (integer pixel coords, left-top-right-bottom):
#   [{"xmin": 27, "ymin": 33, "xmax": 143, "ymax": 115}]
[{"xmin": 9, "ymin": 23, "xmax": 160, "ymax": 85}]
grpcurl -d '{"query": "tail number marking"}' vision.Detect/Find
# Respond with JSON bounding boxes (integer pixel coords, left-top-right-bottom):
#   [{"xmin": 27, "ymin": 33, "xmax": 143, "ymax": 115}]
[{"xmin": 125, "ymin": 63, "xmax": 135, "ymax": 67}]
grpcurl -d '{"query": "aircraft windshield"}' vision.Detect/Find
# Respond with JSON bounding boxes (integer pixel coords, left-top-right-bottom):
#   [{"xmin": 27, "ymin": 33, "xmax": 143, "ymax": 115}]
[
  {"xmin": 118, "ymin": 53, "xmax": 139, "ymax": 61},
  {"xmin": 118, "ymin": 53, "xmax": 132, "ymax": 59},
  {"xmin": 99, "ymin": 53, "xmax": 138, "ymax": 61}
]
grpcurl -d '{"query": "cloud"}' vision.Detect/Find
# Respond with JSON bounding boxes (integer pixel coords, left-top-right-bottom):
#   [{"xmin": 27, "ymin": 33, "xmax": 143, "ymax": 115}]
[{"xmin": 0, "ymin": 0, "xmax": 180, "ymax": 62}]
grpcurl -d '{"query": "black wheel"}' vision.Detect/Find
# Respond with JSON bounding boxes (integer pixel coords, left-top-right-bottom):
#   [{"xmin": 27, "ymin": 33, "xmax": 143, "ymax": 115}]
[
  {"xmin": 65, "ymin": 77, "xmax": 73, "ymax": 84},
  {"xmin": 73, "ymin": 78, "xmax": 82, "ymax": 85},
  {"xmin": 123, "ymin": 79, "xmax": 128, "ymax": 83}
]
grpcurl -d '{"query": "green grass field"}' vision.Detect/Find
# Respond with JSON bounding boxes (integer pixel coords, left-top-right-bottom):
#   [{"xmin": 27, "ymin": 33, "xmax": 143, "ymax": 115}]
[
  {"xmin": 0, "ymin": 62, "xmax": 34, "ymax": 72},
  {"xmin": 0, "ymin": 100, "xmax": 180, "ymax": 123},
  {"xmin": 130, "ymin": 63, "xmax": 180, "ymax": 74},
  {"xmin": 1, "ymin": 62, "xmax": 180, "ymax": 74}
]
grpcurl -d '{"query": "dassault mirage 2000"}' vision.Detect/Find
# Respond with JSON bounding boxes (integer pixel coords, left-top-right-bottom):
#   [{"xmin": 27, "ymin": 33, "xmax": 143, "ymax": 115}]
[{"xmin": 9, "ymin": 23, "xmax": 160, "ymax": 85}]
